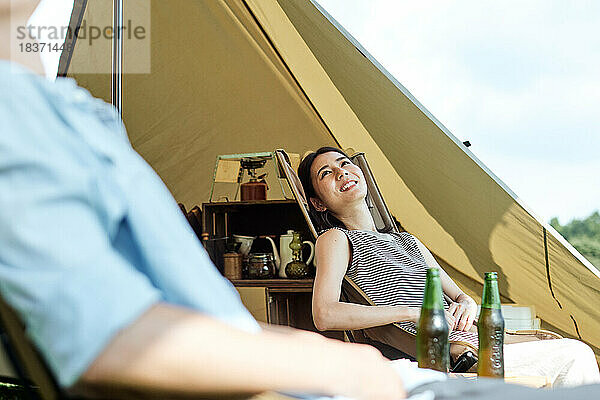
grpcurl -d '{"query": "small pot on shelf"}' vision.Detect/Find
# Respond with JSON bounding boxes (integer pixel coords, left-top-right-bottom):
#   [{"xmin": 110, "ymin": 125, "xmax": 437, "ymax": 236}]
[{"xmin": 247, "ymin": 253, "xmax": 276, "ymax": 279}]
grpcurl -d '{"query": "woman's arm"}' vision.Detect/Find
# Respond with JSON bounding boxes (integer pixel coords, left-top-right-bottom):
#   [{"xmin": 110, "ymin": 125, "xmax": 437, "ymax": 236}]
[
  {"xmin": 77, "ymin": 303, "xmax": 405, "ymax": 400},
  {"xmin": 413, "ymin": 237, "xmax": 477, "ymax": 331},
  {"xmin": 312, "ymin": 229, "xmax": 420, "ymax": 331}
]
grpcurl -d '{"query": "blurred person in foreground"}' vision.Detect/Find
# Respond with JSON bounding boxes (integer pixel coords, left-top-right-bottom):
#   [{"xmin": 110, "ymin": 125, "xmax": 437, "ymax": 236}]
[{"xmin": 0, "ymin": 1, "xmax": 403, "ymax": 399}]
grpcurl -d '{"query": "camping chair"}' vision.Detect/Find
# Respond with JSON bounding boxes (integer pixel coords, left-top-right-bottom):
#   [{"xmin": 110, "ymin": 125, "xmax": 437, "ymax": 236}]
[
  {"xmin": 275, "ymin": 148, "xmax": 451, "ymax": 360},
  {"xmin": 274, "ymin": 149, "xmax": 562, "ymax": 365},
  {"xmin": 0, "ymin": 294, "xmax": 64, "ymax": 400}
]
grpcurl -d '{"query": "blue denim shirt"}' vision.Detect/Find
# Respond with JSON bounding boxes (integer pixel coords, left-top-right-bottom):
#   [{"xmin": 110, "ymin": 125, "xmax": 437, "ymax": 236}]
[{"xmin": 0, "ymin": 62, "xmax": 259, "ymax": 387}]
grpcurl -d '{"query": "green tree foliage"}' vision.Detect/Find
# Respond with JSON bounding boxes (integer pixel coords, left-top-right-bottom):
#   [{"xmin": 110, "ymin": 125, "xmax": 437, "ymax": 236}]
[{"xmin": 550, "ymin": 211, "xmax": 600, "ymax": 268}]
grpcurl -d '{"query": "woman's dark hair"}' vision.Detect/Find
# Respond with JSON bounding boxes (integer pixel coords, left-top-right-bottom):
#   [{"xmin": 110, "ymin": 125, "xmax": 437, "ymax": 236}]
[{"xmin": 297, "ymin": 146, "xmax": 351, "ymax": 233}]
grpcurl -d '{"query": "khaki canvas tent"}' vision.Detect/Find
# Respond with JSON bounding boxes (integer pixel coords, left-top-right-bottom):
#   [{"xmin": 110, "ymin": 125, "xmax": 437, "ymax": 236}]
[{"xmin": 60, "ymin": 0, "xmax": 600, "ymax": 359}]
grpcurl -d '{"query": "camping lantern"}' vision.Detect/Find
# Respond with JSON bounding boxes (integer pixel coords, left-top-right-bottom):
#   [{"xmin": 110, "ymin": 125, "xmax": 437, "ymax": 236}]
[{"xmin": 240, "ymin": 157, "xmax": 268, "ymax": 201}]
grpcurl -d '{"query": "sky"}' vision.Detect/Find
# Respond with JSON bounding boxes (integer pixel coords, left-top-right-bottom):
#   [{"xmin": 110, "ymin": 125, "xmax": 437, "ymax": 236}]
[{"xmin": 317, "ymin": 0, "xmax": 599, "ymax": 224}]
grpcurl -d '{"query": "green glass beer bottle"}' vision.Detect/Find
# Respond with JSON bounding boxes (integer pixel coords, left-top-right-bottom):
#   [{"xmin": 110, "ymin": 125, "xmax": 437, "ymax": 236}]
[
  {"xmin": 477, "ymin": 272, "xmax": 505, "ymax": 378},
  {"xmin": 417, "ymin": 268, "xmax": 450, "ymax": 372}
]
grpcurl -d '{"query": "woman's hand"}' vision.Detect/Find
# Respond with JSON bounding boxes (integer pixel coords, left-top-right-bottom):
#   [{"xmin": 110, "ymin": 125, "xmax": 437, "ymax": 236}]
[
  {"xmin": 410, "ymin": 308, "xmax": 456, "ymax": 332},
  {"xmin": 444, "ymin": 310, "xmax": 457, "ymax": 331},
  {"xmin": 447, "ymin": 294, "xmax": 477, "ymax": 331}
]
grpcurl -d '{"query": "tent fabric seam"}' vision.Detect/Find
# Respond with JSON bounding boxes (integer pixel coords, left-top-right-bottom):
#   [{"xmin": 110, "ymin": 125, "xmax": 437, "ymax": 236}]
[
  {"xmin": 543, "ymin": 228, "xmax": 563, "ymax": 310},
  {"xmin": 544, "ymin": 228, "xmax": 584, "ymax": 341}
]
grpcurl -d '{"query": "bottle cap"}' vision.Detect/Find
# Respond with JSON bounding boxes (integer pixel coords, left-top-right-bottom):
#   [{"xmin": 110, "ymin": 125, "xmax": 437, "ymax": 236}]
[
  {"xmin": 426, "ymin": 268, "xmax": 440, "ymax": 277},
  {"xmin": 484, "ymin": 272, "xmax": 498, "ymax": 280}
]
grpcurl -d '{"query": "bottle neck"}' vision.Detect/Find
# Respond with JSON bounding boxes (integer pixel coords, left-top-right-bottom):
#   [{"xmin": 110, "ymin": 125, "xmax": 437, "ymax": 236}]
[
  {"xmin": 481, "ymin": 278, "xmax": 501, "ymax": 309},
  {"xmin": 422, "ymin": 272, "xmax": 444, "ymax": 310}
]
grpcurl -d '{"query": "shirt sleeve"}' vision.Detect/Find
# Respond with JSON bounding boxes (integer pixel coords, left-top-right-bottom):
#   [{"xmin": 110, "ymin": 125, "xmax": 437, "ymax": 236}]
[{"xmin": 0, "ymin": 74, "xmax": 161, "ymax": 387}]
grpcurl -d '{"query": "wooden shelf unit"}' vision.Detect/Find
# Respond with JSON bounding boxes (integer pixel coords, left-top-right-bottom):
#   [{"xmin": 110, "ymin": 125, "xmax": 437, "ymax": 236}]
[
  {"xmin": 202, "ymin": 200, "xmax": 311, "ymax": 271},
  {"xmin": 201, "ymin": 201, "xmax": 342, "ymax": 340}
]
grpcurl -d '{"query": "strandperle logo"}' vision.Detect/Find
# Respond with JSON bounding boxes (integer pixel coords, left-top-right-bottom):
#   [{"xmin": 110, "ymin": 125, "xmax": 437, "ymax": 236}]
[
  {"xmin": 16, "ymin": 19, "xmax": 147, "ymax": 45},
  {"xmin": 10, "ymin": 0, "xmax": 152, "ymax": 74}
]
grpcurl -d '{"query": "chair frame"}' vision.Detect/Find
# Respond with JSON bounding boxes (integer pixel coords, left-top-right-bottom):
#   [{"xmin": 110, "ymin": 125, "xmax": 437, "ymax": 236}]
[
  {"xmin": 275, "ymin": 149, "xmax": 456, "ymax": 358},
  {"xmin": 0, "ymin": 295, "xmax": 64, "ymax": 400}
]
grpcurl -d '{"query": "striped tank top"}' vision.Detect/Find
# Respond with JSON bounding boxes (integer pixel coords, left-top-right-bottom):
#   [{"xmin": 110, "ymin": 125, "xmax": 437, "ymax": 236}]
[{"xmin": 334, "ymin": 228, "xmax": 478, "ymax": 347}]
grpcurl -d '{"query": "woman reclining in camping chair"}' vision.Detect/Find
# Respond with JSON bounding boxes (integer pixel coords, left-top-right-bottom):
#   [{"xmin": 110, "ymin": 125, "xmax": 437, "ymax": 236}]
[{"xmin": 297, "ymin": 146, "xmax": 600, "ymax": 387}]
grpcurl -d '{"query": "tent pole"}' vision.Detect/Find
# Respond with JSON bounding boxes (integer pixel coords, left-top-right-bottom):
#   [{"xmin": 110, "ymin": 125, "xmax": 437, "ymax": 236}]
[
  {"xmin": 56, "ymin": 0, "xmax": 88, "ymax": 78},
  {"xmin": 111, "ymin": 0, "xmax": 123, "ymax": 114}
]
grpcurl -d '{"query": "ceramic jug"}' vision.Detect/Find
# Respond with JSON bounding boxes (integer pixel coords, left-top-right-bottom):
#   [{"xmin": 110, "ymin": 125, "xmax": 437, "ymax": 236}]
[{"xmin": 266, "ymin": 230, "xmax": 314, "ymax": 278}]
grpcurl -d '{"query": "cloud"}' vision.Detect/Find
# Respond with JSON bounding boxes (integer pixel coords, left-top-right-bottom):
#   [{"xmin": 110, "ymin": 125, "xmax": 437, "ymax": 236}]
[{"xmin": 317, "ymin": 0, "xmax": 600, "ymax": 221}]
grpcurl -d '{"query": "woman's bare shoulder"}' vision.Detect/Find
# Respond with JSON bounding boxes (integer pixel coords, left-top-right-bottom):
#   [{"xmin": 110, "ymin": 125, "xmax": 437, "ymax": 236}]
[
  {"xmin": 316, "ymin": 228, "xmax": 348, "ymax": 246},
  {"xmin": 315, "ymin": 229, "xmax": 351, "ymax": 274}
]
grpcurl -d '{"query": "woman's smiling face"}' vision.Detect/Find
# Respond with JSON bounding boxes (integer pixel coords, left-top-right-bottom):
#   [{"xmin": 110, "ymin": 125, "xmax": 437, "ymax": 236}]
[{"xmin": 309, "ymin": 151, "xmax": 367, "ymax": 213}]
